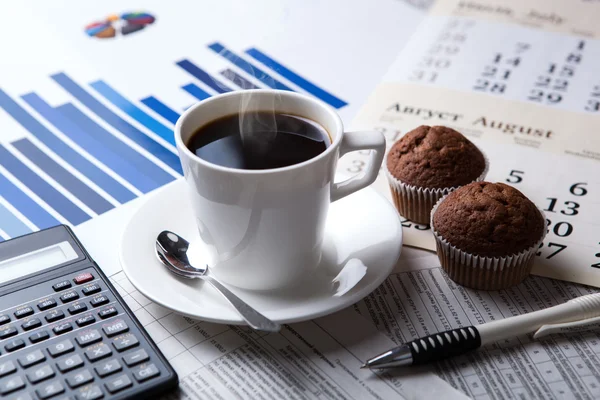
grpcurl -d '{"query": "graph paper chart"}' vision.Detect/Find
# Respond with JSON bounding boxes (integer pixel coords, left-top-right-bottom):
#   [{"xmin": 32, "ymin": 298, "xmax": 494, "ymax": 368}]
[{"xmin": 0, "ymin": 42, "xmax": 347, "ymax": 241}]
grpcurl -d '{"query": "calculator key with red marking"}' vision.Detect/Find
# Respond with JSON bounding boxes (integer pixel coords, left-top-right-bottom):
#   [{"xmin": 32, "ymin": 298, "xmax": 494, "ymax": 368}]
[{"xmin": 73, "ymin": 272, "xmax": 94, "ymax": 285}]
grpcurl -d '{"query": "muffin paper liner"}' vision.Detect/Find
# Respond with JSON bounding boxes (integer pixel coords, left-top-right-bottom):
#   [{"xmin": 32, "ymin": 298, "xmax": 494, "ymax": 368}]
[
  {"xmin": 430, "ymin": 194, "xmax": 547, "ymax": 290},
  {"xmin": 383, "ymin": 151, "xmax": 489, "ymax": 225}
]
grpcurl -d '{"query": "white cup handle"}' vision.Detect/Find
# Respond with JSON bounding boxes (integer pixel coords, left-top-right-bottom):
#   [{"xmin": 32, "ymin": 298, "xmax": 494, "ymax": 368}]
[{"xmin": 331, "ymin": 131, "xmax": 386, "ymax": 202}]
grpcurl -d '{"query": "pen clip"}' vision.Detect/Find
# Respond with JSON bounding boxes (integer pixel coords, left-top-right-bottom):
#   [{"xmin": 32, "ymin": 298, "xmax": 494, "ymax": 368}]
[{"xmin": 534, "ymin": 315, "xmax": 600, "ymax": 339}]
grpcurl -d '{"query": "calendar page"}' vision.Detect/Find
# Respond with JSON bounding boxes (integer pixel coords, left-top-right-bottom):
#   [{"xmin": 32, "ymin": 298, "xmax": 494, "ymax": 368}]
[{"xmin": 338, "ymin": 0, "xmax": 600, "ymax": 287}]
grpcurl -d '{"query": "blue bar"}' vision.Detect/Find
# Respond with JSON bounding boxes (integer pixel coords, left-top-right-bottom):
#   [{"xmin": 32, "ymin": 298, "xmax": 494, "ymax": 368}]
[
  {"xmin": 0, "ymin": 201, "xmax": 31, "ymax": 238},
  {"xmin": 12, "ymin": 138, "xmax": 114, "ymax": 215},
  {"xmin": 220, "ymin": 69, "xmax": 259, "ymax": 89},
  {"xmin": 141, "ymin": 96, "xmax": 180, "ymax": 124},
  {"xmin": 90, "ymin": 80, "xmax": 175, "ymax": 146},
  {"xmin": 51, "ymin": 73, "xmax": 182, "ymax": 174},
  {"xmin": 57, "ymin": 103, "xmax": 174, "ymax": 193},
  {"xmin": 208, "ymin": 43, "xmax": 293, "ymax": 91},
  {"xmin": 0, "ymin": 145, "xmax": 90, "ymax": 225},
  {"xmin": 182, "ymin": 84, "xmax": 211, "ymax": 101},
  {"xmin": 0, "ymin": 173, "xmax": 59, "ymax": 229},
  {"xmin": 176, "ymin": 60, "xmax": 231, "ymax": 94},
  {"xmin": 22, "ymin": 93, "xmax": 163, "ymax": 194},
  {"xmin": 245, "ymin": 48, "xmax": 348, "ymax": 109},
  {"xmin": 5, "ymin": 91, "xmax": 135, "ymax": 204}
]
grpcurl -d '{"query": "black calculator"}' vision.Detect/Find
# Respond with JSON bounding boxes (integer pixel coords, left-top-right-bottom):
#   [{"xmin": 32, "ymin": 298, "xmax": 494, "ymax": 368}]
[{"xmin": 0, "ymin": 225, "xmax": 178, "ymax": 399}]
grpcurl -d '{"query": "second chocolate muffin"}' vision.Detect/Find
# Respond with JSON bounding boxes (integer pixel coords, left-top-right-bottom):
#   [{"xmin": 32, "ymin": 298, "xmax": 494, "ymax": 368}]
[
  {"xmin": 431, "ymin": 182, "xmax": 546, "ymax": 290},
  {"xmin": 384, "ymin": 125, "xmax": 487, "ymax": 224}
]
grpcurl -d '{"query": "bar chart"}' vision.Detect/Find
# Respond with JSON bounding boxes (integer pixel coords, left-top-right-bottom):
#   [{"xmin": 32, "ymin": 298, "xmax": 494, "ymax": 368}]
[{"xmin": 0, "ymin": 42, "xmax": 348, "ymax": 241}]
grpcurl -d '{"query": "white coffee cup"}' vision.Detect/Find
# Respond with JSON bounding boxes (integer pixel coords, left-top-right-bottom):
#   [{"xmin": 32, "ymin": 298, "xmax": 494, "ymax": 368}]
[{"xmin": 175, "ymin": 90, "xmax": 385, "ymax": 290}]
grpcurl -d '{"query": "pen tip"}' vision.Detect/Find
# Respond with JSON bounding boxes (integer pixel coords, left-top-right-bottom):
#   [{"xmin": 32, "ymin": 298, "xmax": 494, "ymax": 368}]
[{"xmin": 360, "ymin": 364, "xmax": 368, "ymax": 369}]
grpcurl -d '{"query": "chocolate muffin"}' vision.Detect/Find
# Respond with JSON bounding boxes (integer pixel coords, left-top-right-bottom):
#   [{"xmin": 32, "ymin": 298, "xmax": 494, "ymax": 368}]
[
  {"xmin": 431, "ymin": 182, "xmax": 546, "ymax": 290},
  {"xmin": 384, "ymin": 125, "xmax": 487, "ymax": 224}
]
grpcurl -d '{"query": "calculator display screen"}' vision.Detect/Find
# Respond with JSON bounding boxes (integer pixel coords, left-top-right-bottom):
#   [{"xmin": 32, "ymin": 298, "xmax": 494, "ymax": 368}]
[{"xmin": 0, "ymin": 241, "xmax": 78, "ymax": 284}]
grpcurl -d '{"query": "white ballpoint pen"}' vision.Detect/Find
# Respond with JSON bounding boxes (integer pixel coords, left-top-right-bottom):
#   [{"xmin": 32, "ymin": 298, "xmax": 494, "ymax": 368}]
[{"xmin": 362, "ymin": 293, "xmax": 600, "ymax": 369}]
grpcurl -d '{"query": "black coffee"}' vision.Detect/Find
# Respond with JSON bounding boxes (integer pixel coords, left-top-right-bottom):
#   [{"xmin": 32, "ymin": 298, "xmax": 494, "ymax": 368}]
[{"xmin": 186, "ymin": 112, "xmax": 330, "ymax": 170}]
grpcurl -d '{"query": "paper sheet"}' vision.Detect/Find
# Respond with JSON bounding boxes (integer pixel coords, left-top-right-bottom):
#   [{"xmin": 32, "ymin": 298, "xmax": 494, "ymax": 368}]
[
  {"xmin": 108, "ymin": 270, "xmax": 466, "ymax": 400},
  {"xmin": 355, "ymin": 255, "xmax": 600, "ymax": 400}
]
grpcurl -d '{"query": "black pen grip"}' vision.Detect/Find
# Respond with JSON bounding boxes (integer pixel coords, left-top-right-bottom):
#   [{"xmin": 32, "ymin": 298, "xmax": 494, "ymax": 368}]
[{"xmin": 407, "ymin": 326, "xmax": 481, "ymax": 365}]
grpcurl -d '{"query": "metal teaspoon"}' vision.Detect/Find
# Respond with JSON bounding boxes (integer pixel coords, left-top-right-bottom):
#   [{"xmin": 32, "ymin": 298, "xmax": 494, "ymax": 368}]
[{"xmin": 155, "ymin": 230, "xmax": 281, "ymax": 332}]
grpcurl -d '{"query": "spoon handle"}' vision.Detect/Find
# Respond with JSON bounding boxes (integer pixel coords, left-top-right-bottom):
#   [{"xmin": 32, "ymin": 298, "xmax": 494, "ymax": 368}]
[{"xmin": 202, "ymin": 275, "xmax": 281, "ymax": 332}]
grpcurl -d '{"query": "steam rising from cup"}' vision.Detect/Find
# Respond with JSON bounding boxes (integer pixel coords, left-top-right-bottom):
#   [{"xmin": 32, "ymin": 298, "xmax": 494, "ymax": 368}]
[{"xmin": 238, "ymin": 90, "xmax": 281, "ymax": 159}]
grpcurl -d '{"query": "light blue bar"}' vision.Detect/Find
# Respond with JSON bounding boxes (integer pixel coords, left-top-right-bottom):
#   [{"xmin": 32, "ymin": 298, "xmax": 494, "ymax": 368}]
[
  {"xmin": 182, "ymin": 84, "xmax": 211, "ymax": 101},
  {"xmin": 0, "ymin": 200, "xmax": 31, "ymax": 238},
  {"xmin": 0, "ymin": 145, "xmax": 90, "ymax": 225},
  {"xmin": 90, "ymin": 80, "xmax": 175, "ymax": 146},
  {"xmin": 57, "ymin": 103, "xmax": 173, "ymax": 193},
  {"xmin": 13, "ymin": 138, "xmax": 114, "ymax": 215},
  {"xmin": 0, "ymin": 171, "xmax": 60, "ymax": 230},
  {"xmin": 220, "ymin": 69, "xmax": 260, "ymax": 89}
]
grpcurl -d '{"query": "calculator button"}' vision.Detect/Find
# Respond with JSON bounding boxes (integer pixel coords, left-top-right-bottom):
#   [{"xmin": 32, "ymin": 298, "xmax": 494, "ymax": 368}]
[
  {"xmin": 90, "ymin": 296, "xmax": 109, "ymax": 308},
  {"xmin": 60, "ymin": 292, "xmax": 80, "ymax": 303},
  {"xmin": 97, "ymin": 306, "xmax": 117, "ymax": 319},
  {"xmin": 77, "ymin": 384, "xmax": 103, "ymax": 399},
  {"xmin": 57, "ymin": 354, "xmax": 84, "ymax": 373},
  {"xmin": 18, "ymin": 349, "xmax": 45, "ymax": 368},
  {"xmin": 74, "ymin": 273, "xmax": 94, "ymax": 285},
  {"xmin": 53, "ymin": 322, "xmax": 73, "ymax": 335},
  {"xmin": 132, "ymin": 363, "xmax": 160, "ymax": 382},
  {"xmin": 122, "ymin": 348, "xmax": 149, "ymax": 367},
  {"xmin": 21, "ymin": 318, "xmax": 42, "ymax": 331},
  {"xmin": 5, "ymin": 339, "xmax": 25, "ymax": 352},
  {"xmin": 104, "ymin": 373, "xmax": 132, "ymax": 394},
  {"xmin": 36, "ymin": 380, "xmax": 64, "ymax": 399},
  {"xmin": 76, "ymin": 315, "xmax": 96, "ymax": 328},
  {"xmin": 0, "ymin": 360, "xmax": 16, "ymax": 377},
  {"xmin": 102, "ymin": 320, "xmax": 128, "ymax": 337},
  {"xmin": 47, "ymin": 339, "xmax": 74, "ymax": 357},
  {"xmin": 27, "ymin": 364, "xmax": 55, "ymax": 384},
  {"xmin": 85, "ymin": 344, "xmax": 112, "ymax": 362},
  {"xmin": 0, "ymin": 375, "xmax": 25, "ymax": 394},
  {"xmin": 38, "ymin": 299, "xmax": 57, "ymax": 311},
  {"xmin": 67, "ymin": 369, "xmax": 94, "ymax": 389},
  {"xmin": 75, "ymin": 330, "xmax": 102, "ymax": 347},
  {"xmin": 13, "ymin": 393, "xmax": 34, "ymax": 400},
  {"xmin": 82, "ymin": 284, "xmax": 101, "ymax": 296},
  {"xmin": 0, "ymin": 326, "xmax": 18, "ymax": 339},
  {"xmin": 14, "ymin": 307, "xmax": 34, "ymax": 319},
  {"xmin": 94, "ymin": 358, "xmax": 122, "ymax": 377},
  {"xmin": 68, "ymin": 303, "xmax": 88, "ymax": 315},
  {"xmin": 45, "ymin": 309, "xmax": 65, "ymax": 323},
  {"xmin": 53, "ymin": 280, "xmax": 72, "ymax": 292},
  {"xmin": 112, "ymin": 334, "xmax": 139, "ymax": 352},
  {"xmin": 0, "ymin": 314, "xmax": 10, "ymax": 325},
  {"xmin": 30, "ymin": 330, "xmax": 50, "ymax": 344}
]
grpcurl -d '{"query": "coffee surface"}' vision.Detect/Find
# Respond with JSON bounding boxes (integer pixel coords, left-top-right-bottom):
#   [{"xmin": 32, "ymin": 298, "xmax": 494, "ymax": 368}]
[{"xmin": 186, "ymin": 112, "xmax": 330, "ymax": 170}]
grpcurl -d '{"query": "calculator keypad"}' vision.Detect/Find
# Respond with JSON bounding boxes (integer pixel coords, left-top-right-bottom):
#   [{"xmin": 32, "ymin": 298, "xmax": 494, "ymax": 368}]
[{"xmin": 0, "ymin": 268, "xmax": 170, "ymax": 399}]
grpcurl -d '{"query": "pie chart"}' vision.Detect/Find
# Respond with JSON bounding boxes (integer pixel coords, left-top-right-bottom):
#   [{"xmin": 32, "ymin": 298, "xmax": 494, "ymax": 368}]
[{"xmin": 85, "ymin": 11, "xmax": 156, "ymax": 39}]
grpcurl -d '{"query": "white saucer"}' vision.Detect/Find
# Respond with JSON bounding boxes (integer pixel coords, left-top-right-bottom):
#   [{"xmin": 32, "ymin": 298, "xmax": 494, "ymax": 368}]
[{"xmin": 119, "ymin": 177, "xmax": 402, "ymax": 325}]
